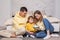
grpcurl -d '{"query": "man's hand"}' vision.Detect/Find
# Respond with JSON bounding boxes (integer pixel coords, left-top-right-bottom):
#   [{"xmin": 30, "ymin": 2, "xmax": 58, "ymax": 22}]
[
  {"xmin": 29, "ymin": 32, "xmax": 34, "ymax": 35},
  {"xmin": 27, "ymin": 30, "xmax": 34, "ymax": 35}
]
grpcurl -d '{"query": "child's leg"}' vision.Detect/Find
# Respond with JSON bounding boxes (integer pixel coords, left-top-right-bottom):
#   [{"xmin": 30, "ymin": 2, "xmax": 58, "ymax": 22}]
[{"xmin": 25, "ymin": 32, "xmax": 30, "ymax": 36}]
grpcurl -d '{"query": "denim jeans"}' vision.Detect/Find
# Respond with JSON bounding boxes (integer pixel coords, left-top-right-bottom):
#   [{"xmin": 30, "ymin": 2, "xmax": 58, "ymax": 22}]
[{"xmin": 35, "ymin": 18, "xmax": 54, "ymax": 38}]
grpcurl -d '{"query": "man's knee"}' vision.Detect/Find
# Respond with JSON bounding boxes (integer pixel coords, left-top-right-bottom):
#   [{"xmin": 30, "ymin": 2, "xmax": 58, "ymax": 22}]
[
  {"xmin": 16, "ymin": 27, "xmax": 26, "ymax": 35},
  {"xmin": 21, "ymin": 27, "xmax": 26, "ymax": 33}
]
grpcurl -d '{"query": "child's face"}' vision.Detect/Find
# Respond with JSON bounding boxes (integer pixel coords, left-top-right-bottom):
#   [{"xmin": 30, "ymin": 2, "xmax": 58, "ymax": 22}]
[
  {"xmin": 29, "ymin": 18, "xmax": 34, "ymax": 23},
  {"xmin": 34, "ymin": 19, "xmax": 37, "ymax": 24}
]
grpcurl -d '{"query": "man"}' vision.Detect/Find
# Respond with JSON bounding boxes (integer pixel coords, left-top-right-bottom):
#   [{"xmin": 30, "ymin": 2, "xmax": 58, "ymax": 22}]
[
  {"xmin": 0, "ymin": 7, "xmax": 28, "ymax": 38},
  {"xmin": 12, "ymin": 7, "xmax": 28, "ymax": 37}
]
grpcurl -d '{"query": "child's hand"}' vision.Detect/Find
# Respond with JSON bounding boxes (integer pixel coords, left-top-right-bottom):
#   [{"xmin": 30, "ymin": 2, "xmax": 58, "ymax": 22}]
[
  {"xmin": 27, "ymin": 30, "xmax": 34, "ymax": 35},
  {"xmin": 29, "ymin": 32, "xmax": 34, "ymax": 35}
]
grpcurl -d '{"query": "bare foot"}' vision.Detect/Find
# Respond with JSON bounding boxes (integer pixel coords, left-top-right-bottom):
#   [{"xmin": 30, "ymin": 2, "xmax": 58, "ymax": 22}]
[
  {"xmin": 10, "ymin": 33, "xmax": 16, "ymax": 38},
  {"xmin": 43, "ymin": 35, "xmax": 51, "ymax": 39},
  {"xmin": 10, "ymin": 35, "xmax": 16, "ymax": 38}
]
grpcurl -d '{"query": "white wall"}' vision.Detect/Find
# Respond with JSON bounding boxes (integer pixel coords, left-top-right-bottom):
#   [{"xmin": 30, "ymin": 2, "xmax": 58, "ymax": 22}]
[
  {"xmin": 55, "ymin": 0, "xmax": 60, "ymax": 19},
  {"xmin": 0, "ymin": 0, "xmax": 11, "ymax": 26},
  {"xmin": 0, "ymin": 0, "xmax": 60, "ymax": 26},
  {"xmin": 12, "ymin": 0, "xmax": 55, "ymax": 16}
]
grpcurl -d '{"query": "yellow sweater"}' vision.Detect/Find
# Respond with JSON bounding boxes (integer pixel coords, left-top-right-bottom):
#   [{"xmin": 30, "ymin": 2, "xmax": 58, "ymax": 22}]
[
  {"xmin": 26, "ymin": 23, "xmax": 36, "ymax": 32},
  {"xmin": 37, "ymin": 21, "xmax": 45, "ymax": 30},
  {"xmin": 13, "ymin": 12, "xmax": 28, "ymax": 31}
]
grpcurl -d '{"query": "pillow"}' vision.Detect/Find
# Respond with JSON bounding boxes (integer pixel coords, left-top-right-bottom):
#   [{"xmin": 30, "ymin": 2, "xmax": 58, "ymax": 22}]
[{"xmin": 46, "ymin": 17, "xmax": 60, "ymax": 23}]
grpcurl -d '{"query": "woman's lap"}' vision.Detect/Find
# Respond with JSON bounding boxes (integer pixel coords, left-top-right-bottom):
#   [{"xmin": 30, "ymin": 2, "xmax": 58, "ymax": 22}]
[{"xmin": 35, "ymin": 31, "xmax": 47, "ymax": 38}]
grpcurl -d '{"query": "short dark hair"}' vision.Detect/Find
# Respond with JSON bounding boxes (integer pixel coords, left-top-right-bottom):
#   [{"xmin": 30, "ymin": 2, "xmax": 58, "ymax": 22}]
[{"xmin": 20, "ymin": 7, "xmax": 28, "ymax": 12}]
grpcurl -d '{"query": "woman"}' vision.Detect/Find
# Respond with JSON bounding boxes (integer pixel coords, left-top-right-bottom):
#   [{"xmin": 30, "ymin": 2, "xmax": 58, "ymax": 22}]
[{"xmin": 34, "ymin": 10, "xmax": 54, "ymax": 39}]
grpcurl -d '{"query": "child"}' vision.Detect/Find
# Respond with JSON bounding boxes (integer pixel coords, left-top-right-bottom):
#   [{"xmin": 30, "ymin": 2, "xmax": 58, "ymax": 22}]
[
  {"xmin": 25, "ymin": 16, "xmax": 37, "ymax": 38},
  {"xmin": 33, "ymin": 18, "xmax": 40, "ymax": 30}
]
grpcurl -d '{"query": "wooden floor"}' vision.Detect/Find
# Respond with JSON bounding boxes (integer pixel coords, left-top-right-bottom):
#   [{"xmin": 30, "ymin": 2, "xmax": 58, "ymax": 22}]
[
  {"xmin": 0, "ymin": 37, "xmax": 60, "ymax": 40},
  {"xmin": 0, "ymin": 33, "xmax": 60, "ymax": 40}
]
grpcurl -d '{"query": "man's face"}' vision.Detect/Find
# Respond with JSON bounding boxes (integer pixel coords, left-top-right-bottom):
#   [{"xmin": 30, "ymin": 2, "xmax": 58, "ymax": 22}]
[{"xmin": 20, "ymin": 11, "xmax": 27, "ymax": 17}]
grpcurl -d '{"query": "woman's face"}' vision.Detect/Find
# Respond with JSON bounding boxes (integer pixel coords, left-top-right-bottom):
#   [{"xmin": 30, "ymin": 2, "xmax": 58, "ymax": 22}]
[{"xmin": 35, "ymin": 13, "xmax": 41, "ymax": 20}]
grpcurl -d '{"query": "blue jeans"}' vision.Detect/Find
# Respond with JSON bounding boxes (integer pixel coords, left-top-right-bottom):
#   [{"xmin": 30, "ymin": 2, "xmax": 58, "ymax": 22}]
[
  {"xmin": 35, "ymin": 18, "xmax": 54, "ymax": 38},
  {"xmin": 35, "ymin": 31, "xmax": 46, "ymax": 38}
]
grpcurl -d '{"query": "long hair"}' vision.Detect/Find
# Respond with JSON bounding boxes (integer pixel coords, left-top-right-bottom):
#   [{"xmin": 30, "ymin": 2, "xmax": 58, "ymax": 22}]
[{"xmin": 34, "ymin": 10, "xmax": 43, "ymax": 22}]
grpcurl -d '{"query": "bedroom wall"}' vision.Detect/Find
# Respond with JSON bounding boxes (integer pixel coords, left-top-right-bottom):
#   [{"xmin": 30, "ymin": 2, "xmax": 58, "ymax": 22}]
[
  {"xmin": 11, "ymin": 0, "xmax": 55, "ymax": 17},
  {"xmin": 0, "ymin": 0, "xmax": 11, "ymax": 26},
  {"xmin": 55, "ymin": 0, "xmax": 60, "ymax": 19},
  {"xmin": 11, "ymin": 0, "xmax": 60, "ymax": 19},
  {"xmin": 0, "ymin": 0, "xmax": 60, "ymax": 26}
]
